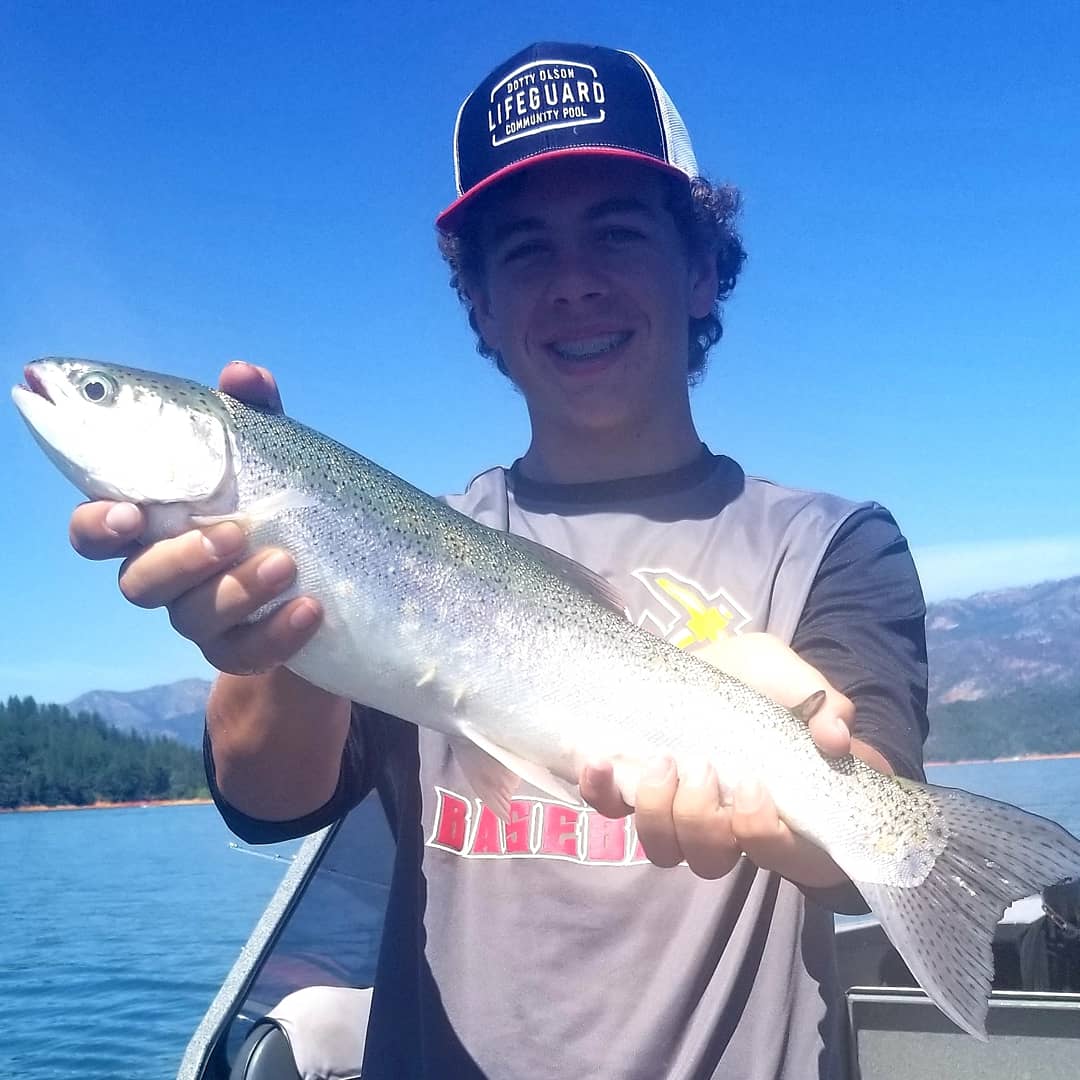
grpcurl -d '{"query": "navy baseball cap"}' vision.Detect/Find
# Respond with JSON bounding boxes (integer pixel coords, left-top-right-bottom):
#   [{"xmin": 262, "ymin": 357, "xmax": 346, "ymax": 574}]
[{"xmin": 436, "ymin": 42, "xmax": 700, "ymax": 230}]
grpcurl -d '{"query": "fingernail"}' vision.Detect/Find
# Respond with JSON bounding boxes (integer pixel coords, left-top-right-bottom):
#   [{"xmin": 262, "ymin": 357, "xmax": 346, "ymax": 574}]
[
  {"xmin": 104, "ymin": 502, "xmax": 141, "ymax": 535},
  {"xmin": 256, "ymin": 550, "xmax": 295, "ymax": 588},
  {"xmin": 582, "ymin": 759, "xmax": 608, "ymax": 786},
  {"xmin": 288, "ymin": 600, "xmax": 320, "ymax": 632},
  {"xmin": 816, "ymin": 714, "xmax": 847, "ymax": 743},
  {"xmin": 734, "ymin": 780, "xmax": 763, "ymax": 812},
  {"xmin": 200, "ymin": 523, "xmax": 245, "ymax": 559},
  {"xmin": 644, "ymin": 757, "xmax": 673, "ymax": 784}
]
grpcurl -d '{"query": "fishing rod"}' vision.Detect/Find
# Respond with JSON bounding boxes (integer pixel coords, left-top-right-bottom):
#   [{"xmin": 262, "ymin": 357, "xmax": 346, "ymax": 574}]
[{"xmin": 227, "ymin": 841, "xmax": 391, "ymax": 890}]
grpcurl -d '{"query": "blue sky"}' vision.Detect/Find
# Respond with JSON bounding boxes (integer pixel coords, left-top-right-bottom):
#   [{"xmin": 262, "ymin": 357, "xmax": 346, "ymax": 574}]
[{"xmin": 2, "ymin": 2, "xmax": 1078, "ymax": 702}]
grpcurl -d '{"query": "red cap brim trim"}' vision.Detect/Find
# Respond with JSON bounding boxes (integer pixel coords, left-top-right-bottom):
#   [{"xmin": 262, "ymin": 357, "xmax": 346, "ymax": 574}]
[{"xmin": 435, "ymin": 146, "xmax": 692, "ymax": 232}]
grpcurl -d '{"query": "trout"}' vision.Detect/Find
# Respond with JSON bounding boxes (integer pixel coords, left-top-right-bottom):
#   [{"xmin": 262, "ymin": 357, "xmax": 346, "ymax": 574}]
[{"xmin": 13, "ymin": 357, "xmax": 1080, "ymax": 1038}]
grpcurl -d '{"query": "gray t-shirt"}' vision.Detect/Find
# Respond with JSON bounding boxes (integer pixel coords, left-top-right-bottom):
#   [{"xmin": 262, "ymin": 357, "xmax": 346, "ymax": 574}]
[{"xmin": 210, "ymin": 450, "xmax": 928, "ymax": 1079}]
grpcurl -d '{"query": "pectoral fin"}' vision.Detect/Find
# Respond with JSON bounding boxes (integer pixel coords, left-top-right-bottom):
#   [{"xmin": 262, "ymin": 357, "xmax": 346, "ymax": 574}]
[
  {"xmin": 450, "ymin": 726, "xmax": 583, "ymax": 821},
  {"xmin": 191, "ymin": 489, "xmax": 316, "ymax": 528}
]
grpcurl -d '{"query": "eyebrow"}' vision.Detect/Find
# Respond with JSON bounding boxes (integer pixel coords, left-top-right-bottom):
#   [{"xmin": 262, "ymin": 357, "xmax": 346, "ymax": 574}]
[
  {"xmin": 489, "ymin": 196, "xmax": 659, "ymax": 248},
  {"xmin": 584, "ymin": 196, "xmax": 657, "ymax": 221},
  {"xmin": 490, "ymin": 216, "xmax": 546, "ymax": 248}
]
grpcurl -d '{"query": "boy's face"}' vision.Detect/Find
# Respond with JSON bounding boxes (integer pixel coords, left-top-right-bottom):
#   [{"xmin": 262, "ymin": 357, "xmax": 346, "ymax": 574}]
[{"xmin": 468, "ymin": 157, "xmax": 716, "ymax": 441}]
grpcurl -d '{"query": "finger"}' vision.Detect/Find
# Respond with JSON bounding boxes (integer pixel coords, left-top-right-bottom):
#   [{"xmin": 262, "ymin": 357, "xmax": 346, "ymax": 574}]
[
  {"xmin": 732, "ymin": 781, "xmax": 846, "ymax": 888},
  {"xmin": 253, "ymin": 365, "xmax": 283, "ymax": 411},
  {"xmin": 816, "ymin": 687, "xmax": 855, "ymax": 729},
  {"xmin": 70, "ymin": 501, "xmax": 146, "ymax": 561},
  {"xmin": 579, "ymin": 760, "xmax": 632, "ymax": 818},
  {"xmin": 634, "ymin": 757, "xmax": 682, "ymax": 868},
  {"xmin": 807, "ymin": 710, "xmax": 852, "ymax": 758},
  {"xmin": 671, "ymin": 763, "xmax": 741, "ymax": 879},
  {"xmin": 700, "ymin": 633, "xmax": 855, "ymax": 723},
  {"xmin": 167, "ymin": 548, "xmax": 299, "ymax": 642},
  {"xmin": 202, "ymin": 596, "xmax": 323, "ymax": 675},
  {"xmin": 219, "ymin": 361, "xmax": 283, "ymax": 413},
  {"xmin": 118, "ymin": 523, "xmax": 247, "ymax": 609},
  {"xmin": 850, "ymin": 737, "xmax": 895, "ymax": 777}
]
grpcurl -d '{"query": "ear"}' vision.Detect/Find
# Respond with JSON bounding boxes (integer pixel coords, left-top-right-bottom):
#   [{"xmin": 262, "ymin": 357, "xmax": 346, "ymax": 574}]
[
  {"xmin": 687, "ymin": 247, "xmax": 719, "ymax": 320},
  {"xmin": 465, "ymin": 277, "xmax": 501, "ymax": 354}
]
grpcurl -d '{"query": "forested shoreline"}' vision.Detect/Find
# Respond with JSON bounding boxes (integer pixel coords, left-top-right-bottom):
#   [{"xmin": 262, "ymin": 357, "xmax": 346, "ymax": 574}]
[
  {"xmin": 925, "ymin": 683, "xmax": 1080, "ymax": 763},
  {"xmin": 0, "ymin": 696, "xmax": 209, "ymax": 809}
]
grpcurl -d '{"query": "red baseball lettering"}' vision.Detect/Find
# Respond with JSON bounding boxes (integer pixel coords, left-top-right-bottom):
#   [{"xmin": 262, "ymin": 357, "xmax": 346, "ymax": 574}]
[
  {"xmin": 470, "ymin": 805, "xmax": 504, "ymax": 855},
  {"xmin": 586, "ymin": 812, "xmax": 628, "ymax": 862},
  {"xmin": 505, "ymin": 800, "xmax": 535, "ymax": 854},
  {"xmin": 432, "ymin": 791, "xmax": 470, "ymax": 852},
  {"xmin": 540, "ymin": 803, "xmax": 582, "ymax": 857}
]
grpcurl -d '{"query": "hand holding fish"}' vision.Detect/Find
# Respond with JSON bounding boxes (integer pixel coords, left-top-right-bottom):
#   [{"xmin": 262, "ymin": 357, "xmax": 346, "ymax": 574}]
[
  {"xmin": 65, "ymin": 361, "xmax": 348, "ymax": 822},
  {"xmin": 580, "ymin": 632, "xmax": 881, "ymax": 887}
]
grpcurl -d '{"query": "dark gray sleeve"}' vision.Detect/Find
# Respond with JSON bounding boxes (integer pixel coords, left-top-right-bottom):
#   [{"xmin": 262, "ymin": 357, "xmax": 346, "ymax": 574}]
[
  {"xmin": 792, "ymin": 505, "xmax": 929, "ymax": 914},
  {"xmin": 203, "ymin": 703, "xmax": 382, "ymax": 844},
  {"xmin": 792, "ymin": 504, "xmax": 929, "ymax": 782}
]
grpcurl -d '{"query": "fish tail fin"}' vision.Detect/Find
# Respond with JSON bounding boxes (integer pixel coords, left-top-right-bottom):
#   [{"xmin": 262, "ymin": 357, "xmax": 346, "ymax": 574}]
[{"xmin": 855, "ymin": 782, "xmax": 1080, "ymax": 1040}]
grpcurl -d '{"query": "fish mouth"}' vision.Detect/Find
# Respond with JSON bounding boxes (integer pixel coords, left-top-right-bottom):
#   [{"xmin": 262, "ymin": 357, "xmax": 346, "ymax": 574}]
[{"xmin": 22, "ymin": 365, "xmax": 54, "ymax": 404}]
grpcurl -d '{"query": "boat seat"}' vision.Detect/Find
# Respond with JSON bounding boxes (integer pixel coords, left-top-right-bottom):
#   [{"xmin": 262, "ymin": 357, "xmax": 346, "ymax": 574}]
[
  {"xmin": 230, "ymin": 1021, "xmax": 302, "ymax": 1080},
  {"xmin": 846, "ymin": 986, "xmax": 1080, "ymax": 1079},
  {"xmin": 230, "ymin": 985, "xmax": 372, "ymax": 1080}
]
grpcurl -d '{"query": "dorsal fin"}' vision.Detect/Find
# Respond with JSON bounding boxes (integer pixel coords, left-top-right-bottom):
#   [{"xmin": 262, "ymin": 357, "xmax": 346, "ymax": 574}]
[{"xmin": 507, "ymin": 533, "xmax": 627, "ymax": 617}]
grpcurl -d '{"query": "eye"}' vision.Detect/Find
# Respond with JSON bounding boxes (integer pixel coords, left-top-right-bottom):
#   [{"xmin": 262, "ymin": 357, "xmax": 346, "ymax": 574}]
[
  {"xmin": 503, "ymin": 240, "xmax": 548, "ymax": 264},
  {"xmin": 601, "ymin": 226, "xmax": 643, "ymax": 244},
  {"xmin": 78, "ymin": 372, "xmax": 117, "ymax": 405}
]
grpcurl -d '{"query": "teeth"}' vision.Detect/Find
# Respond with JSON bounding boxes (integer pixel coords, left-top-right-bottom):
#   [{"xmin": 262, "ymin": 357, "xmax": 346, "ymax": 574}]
[{"xmin": 552, "ymin": 333, "xmax": 629, "ymax": 360}]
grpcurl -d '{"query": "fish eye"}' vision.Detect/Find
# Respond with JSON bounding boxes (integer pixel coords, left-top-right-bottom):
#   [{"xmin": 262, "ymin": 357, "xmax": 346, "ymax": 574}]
[{"xmin": 78, "ymin": 372, "xmax": 117, "ymax": 405}]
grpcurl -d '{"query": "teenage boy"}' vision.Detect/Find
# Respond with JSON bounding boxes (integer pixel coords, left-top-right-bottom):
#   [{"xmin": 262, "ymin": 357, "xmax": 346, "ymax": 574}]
[{"xmin": 70, "ymin": 42, "xmax": 927, "ymax": 1079}]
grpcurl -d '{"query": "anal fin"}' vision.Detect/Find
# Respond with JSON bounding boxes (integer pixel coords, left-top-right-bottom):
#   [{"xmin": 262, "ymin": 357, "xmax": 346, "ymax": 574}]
[
  {"xmin": 191, "ymin": 489, "xmax": 316, "ymax": 528},
  {"xmin": 450, "ymin": 725, "xmax": 583, "ymax": 821}
]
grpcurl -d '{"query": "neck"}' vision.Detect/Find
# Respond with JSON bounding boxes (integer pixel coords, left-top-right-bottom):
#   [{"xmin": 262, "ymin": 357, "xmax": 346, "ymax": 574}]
[{"xmin": 518, "ymin": 417, "xmax": 705, "ymax": 485}]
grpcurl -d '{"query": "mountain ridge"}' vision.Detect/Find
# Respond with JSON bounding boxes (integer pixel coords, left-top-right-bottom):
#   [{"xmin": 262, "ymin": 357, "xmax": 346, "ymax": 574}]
[
  {"xmin": 68, "ymin": 678, "xmax": 211, "ymax": 747},
  {"xmin": 926, "ymin": 575, "xmax": 1080, "ymax": 705}
]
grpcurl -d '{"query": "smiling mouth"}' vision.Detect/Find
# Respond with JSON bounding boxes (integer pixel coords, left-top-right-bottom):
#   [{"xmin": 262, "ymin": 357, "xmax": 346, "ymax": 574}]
[
  {"xmin": 23, "ymin": 365, "xmax": 54, "ymax": 403},
  {"xmin": 549, "ymin": 331, "xmax": 633, "ymax": 363}
]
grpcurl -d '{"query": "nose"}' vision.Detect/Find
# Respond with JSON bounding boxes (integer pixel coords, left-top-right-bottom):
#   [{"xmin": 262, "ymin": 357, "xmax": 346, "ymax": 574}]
[{"xmin": 545, "ymin": 244, "xmax": 608, "ymax": 306}]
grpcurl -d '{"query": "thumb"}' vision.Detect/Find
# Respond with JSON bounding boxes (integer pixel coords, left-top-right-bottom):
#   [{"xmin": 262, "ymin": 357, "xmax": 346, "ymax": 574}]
[
  {"xmin": 219, "ymin": 361, "xmax": 284, "ymax": 413},
  {"xmin": 807, "ymin": 710, "xmax": 852, "ymax": 759}
]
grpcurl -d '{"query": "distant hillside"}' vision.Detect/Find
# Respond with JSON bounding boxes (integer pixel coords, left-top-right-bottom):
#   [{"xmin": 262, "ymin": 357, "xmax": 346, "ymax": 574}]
[
  {"xmin": 67, "ymin": 678, "xmax": 212, "ymax": 747},
  {"xmin": 925, "ymin": 576, "xmax": 1080, "ymax": 705},
  {"xmin": 926, "ymin": 682, "xmax": 1080, "ymax": 762}
]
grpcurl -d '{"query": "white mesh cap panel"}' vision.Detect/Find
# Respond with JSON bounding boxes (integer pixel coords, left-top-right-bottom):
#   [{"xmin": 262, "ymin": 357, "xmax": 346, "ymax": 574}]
[
  {"xmin": 451, "ymin": 92, "xmax": 471, "ymax": 197},
  {"xmin": 625, "ymin": 51, "xmax": 700, "ymax": 179}
]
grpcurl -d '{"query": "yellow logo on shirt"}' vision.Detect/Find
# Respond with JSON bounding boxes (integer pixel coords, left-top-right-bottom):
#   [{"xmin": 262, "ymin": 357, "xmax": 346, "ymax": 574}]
[{"xmin": 632, "ymin": 569, "xmax": 750, "ymax": 649}]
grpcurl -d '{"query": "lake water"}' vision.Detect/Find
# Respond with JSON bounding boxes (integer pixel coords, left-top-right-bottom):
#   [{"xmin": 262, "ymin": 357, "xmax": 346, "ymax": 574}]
[
  {"xmin": 0, "ymin": 803, "xmax": 299, "ymax": 1080},
  {"xmin": 2, "ymin": 758, "xmax": 1079, "ymax": 1080}
]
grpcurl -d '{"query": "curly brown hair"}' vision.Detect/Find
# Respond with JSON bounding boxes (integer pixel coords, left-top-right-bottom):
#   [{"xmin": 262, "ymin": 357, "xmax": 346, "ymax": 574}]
[{"xmin": 437, "ymin": 172, "xmax": 746, "ymax": 385}]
